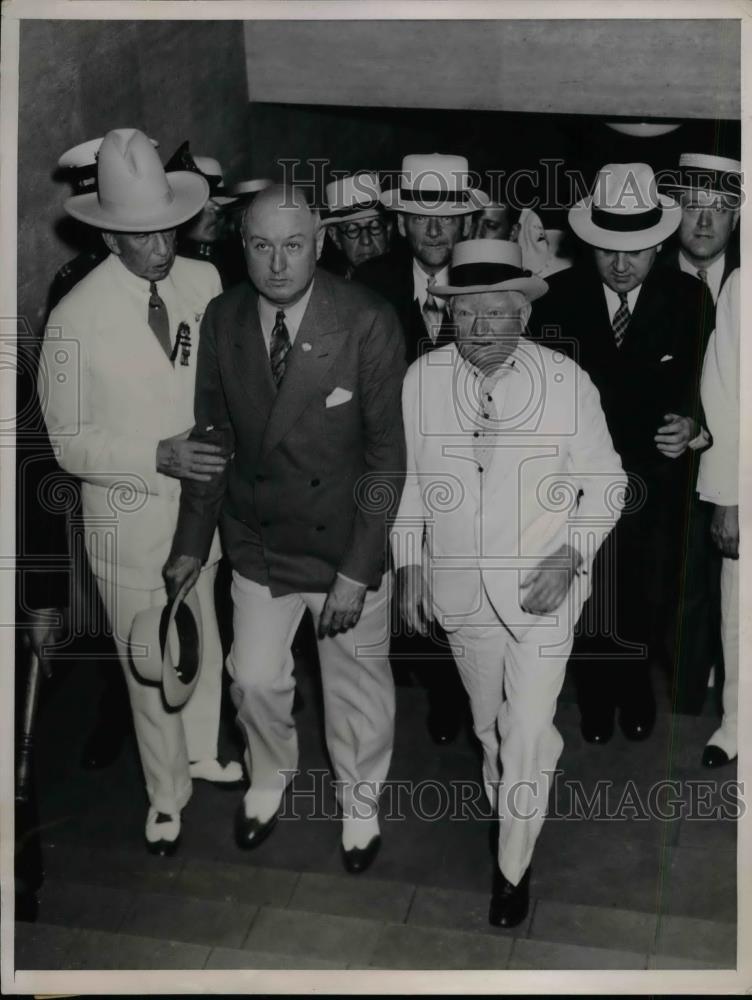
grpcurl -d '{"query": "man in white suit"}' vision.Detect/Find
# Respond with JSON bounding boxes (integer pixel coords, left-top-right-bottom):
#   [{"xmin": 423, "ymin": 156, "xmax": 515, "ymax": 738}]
[
  {"xmin": 392, "ymin": 239, "xmax": 626, "ymax": 927},
  {"xmin": 40, "ymin": 129, "xmax": 241, "ymax": 856},
  {"xmin": 697, "ymin": 269, "xmax": 739, "ymax": 769}
]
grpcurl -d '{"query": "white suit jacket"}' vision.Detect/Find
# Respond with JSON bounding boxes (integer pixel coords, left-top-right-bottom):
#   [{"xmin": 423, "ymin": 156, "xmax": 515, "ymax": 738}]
[
  {"xmin": 41, "ymin": 253, "xmax": 222, "ymax": 589},
  {"xmin": 391, "ymin": 341, "xmax": 626, "ymax": 639},
  {"xmin": 697, "ymin": 269, "xmax": 739, "ymax": 507}
]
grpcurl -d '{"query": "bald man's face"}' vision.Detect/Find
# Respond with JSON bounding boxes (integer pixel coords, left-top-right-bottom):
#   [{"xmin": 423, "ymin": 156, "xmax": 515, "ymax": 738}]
[{"xmin": 242, "ymin": 192, "xmax": 325, "ymax": 305}]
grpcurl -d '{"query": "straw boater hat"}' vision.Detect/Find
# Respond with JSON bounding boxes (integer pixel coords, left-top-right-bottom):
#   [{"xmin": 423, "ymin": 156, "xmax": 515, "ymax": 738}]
[
  {"xmin": 321, "ymin": 173, "xmax": 384, "ymax": 225},
  {"xmin": 662, "ymin": 152, "xmax": 742, "ymax": 205},
  {"xmin": 568, "ymin": 162, "xmax": 681, "ymax": 251},
  {"xmin": 129, "ymin": 583, "xmax": 203, "ymax": 710},
  {"xmin": 229, "ymin": 177, "xmax": 273, "ymax": 198},
  {"xmin": 58, "ymin": 135, "xmax": 159, "ymax": 195},
  {"xmin": 381, "ymin": 154, "xmax": 490, "ymax": 215},
  {"xmin": 431, "ymin": 239, "xmax": 548, "ymax": 300},
  {"xmin": 65, "ymin": 128, "xmax": 209, "ymax": 232},
  {"xmin": 165, "ymin": 141, "xmax": 237, "ymax": 205}
]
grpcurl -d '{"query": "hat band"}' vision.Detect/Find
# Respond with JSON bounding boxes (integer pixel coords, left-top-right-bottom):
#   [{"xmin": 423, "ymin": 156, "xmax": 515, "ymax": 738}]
[
  {"xmin": 674, "ymin": 167, "xmax": 741, "ymax": 197},
  {"xmin": 400, "ymin": 187, "xmax": 468, "ymax": 206},
  {"xmin": 449, "ymin": 262, "xmax": 528, "ymax": 287},
  {"xmin": 159, "ymin": 600, "xmax": 199, "ymax": 686},
  {"xmin": 321, "ymin": 198, "xmax": 381, "ymax": 220},
  {"xmin": 203, "ymin": 172, "xmax": 223, "ymax": 196},
  {"xmin": 590, "ymin": 205, "xmax": 662, "ymax": 232},
  {"xmin": 70, "ymin": 164, "xmax": 98, "ymax": 195}
]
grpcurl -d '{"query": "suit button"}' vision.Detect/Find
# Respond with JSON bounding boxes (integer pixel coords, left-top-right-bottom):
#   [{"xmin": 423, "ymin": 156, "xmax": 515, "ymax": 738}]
[
  {"xmin": 315, "ymin": 525, "xmax": 326, "ymax": 532},
  {"xmin": 310, "ymin": 478, "xmax": 320, "ymax": 487}
]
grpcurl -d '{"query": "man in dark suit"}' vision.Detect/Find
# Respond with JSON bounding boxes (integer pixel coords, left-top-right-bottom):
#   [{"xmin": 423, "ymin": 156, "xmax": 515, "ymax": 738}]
[
  {"xmin": 356, "ymin": 153, "xmax": 487, "ymax": 744},
  {"xmin": 165, "ymin": 185, "xmax": 406, "ymax": 874},
  {"xmin": 320, "ymin": 173, "xmax": 392, "ymax": 280},
  {"xmin": 529, "ymin": 163, "xmax": 712, "ymax": 745}
]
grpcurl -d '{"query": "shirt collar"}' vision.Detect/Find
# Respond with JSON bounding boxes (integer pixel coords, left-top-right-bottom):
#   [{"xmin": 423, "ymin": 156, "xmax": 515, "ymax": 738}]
[
  {"xmin": 110, "ymin": 253, "xmax": 172, "ymax": 295},
  {"xmin": 413, "ymin": 258, "xmax": 450, "ymax": 305},
  {"xmin": 455, "ymin": 341, "xmax": 521, "ymax": 390},
  {"xmin": 257, "ymin": 280, "xmax": 315, "ymax": 344},
  {"xmin": 602, "ymin": 281, "xmax": 642, "ymax": 317},
  {"xmin": 678, "ymin": 251, "xmax": 725, "ymax": 302}
]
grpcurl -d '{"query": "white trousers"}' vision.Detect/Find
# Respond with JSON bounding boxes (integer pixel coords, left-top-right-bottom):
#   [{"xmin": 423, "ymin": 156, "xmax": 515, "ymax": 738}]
[
  {"xmin": 708, "ymin": 557, "xmax": 739, "ymax": 758},
  {"xmin": 227, "ymin": 572, "xmax": 394, "ymax": 831},
  {"xmin": 95, "ymin": 562, "xmax": 223, "ymax": 814},
  {"xmin": 446, "ymin": 597, "xmax": 571, "ymax": 886}
]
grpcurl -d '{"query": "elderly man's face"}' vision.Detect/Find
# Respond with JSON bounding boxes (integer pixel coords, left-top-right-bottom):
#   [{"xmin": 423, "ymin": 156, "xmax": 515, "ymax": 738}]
[
  {"xmin": 451, "ymin": 290, "xmax": 529, "ymax": 374},
  {"xmin": 471, "ymin": 206, "xmax": 513, "ymax": 241},
  {"xmin": 593, "ymin": 246, "xmax": 659, "ymax": 293},
  {"xmin": 329, "ymin": 212, "xmax": 391, "ymax": 269},
  {"xmin": 398, "ymin": 212, "xmax": 469, "ymax": 272},
  {"xmin": 678, "ymin": 190, "xmax": 739, "ymax": 266},
  {"xmin": 104, "ymin": 229, "xmax": 177, "ymax": 282},
  {"xmin": 242, "ymin": 187, "xmax": 325, "ymax": 306}
]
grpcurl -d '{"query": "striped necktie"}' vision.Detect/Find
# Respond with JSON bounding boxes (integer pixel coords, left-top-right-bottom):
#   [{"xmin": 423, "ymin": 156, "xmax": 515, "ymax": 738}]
[
  {"xmin": 269, "ymin": 309, "xmax": 292, "ymax": 386},
  {"xmin": 611, "ymin": 292, "xmax": 630, "ymax": 348},
  {"xmin": 148, "ymin": 281, "xmax": 173, "ymax": 362}
]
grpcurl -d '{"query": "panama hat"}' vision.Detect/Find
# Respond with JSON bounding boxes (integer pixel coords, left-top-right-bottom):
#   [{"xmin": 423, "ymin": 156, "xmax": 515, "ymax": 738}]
[
  {"xmin": 321, "ymin": 173, "xmax": 384, "ymax": 225},
  {"xmin": 432, "ymin": 239, "xmax": 548, "ymax": 300},
  {"xmin": 165, "ymin": 141, "xmax": 238, "ymax": 206},
  {"xmin": 64, "ymin": 128, "xmax": 209, "ymax": 232},
  {"xmin": 129, "ymin": 582, "xmax": 203, "ymax": 710},
  {"xmin": 568, "ymin": 162, "xmax": 681, "ymax": 251},
  {"xmin": 381, "ymin": 154, "xmax": 489, "ymax": 215},
  {"xmin": 228, "ymin": 177, "xmax": 273, "ymax": 198},
  {"xmin": 661, "ymin": 152, "xmax": 742, "ymax": 206},
  {"xmin": 58, "ymin": 135, "xmax": 159, "ymax": 195}
]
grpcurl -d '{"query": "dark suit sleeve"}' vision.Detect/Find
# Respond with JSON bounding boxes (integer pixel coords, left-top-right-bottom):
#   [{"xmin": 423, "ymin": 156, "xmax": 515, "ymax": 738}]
[
  {"xmin": 170, "ymin": 298, "xmax": 234, "ymax": 562},
  {"xmin": 337, "ymin": 301, "xmax": 407, "ymax": 584}
]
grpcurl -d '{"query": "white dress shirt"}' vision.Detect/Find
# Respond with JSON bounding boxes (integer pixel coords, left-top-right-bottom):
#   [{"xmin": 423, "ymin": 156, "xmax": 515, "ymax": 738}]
[
  {"xmin": 602, "ymin": 282, "xmax": 642, "ymax": 323},
  {"xmin": 257, "ymin": 281, "xmax": 315, "ymax": 353},
  {"xmin": 679, "ymin": 251, "xmax": 725, "ymax": 305},
  {"xmin": 412, "ymin": 259, "xmax": 450, "ymax": 309}
]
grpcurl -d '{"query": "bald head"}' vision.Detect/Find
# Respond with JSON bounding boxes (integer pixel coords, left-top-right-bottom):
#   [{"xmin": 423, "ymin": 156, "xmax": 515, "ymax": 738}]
[{"xmin": 241, "ymin": 184, "xmax": 325, "ymax": 305}]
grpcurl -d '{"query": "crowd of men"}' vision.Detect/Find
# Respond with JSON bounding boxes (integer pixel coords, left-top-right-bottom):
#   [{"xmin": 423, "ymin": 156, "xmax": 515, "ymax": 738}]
[{"xmin": 18, "ymin": 127, "xmax": 741, "ymax": 930}]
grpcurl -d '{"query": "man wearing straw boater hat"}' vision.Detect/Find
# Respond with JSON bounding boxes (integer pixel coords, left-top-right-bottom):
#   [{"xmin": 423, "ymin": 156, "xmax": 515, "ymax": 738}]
[
  {"xmin": 530, "ymin": 162, "xmax": 713, "ymax": 747},
  {"xmin": 392, "ymin": 238, "xmax": 625, "ymax": 926},
  {"xmin": 357, "ymin": 153, "xmax": 488, "ymax": 746},
  {"xmin": 40, "ymin": 128, "xmax": 242, "ymax": 856},
  {"xmin": 320, "ymin": 172, "xmax": 392, "ymax": 279}
]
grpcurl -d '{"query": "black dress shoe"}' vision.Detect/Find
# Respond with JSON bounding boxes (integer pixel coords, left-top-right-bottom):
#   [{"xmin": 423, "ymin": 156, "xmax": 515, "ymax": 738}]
[
  {"xmin": 342, "ymin": 834, "xmax": 381, "ymax": 874},
  {"xmin": 145, "ymin": 812, "xmax": 181, "ymax": 857},
  {"xmin": 427, "ymin": 704, "xmax": 462, "ymax": 745},
  {"xmin": 489, "ymin": 865, "xmax": 530, "ymax": 929},
  {"xmin": 619, "ymin": 707, "xmax": 656, "ymax": 742},
  {"xmin": 234, "ymin": 803, "xmax": 278, "ymax": 850},
  {"xmin": 702, "ymin": 744, "xmax": 734, "ymax": 769},
  {"xmin": 580, "ymin": 709, "xmax": 614, "ymax": 745}
]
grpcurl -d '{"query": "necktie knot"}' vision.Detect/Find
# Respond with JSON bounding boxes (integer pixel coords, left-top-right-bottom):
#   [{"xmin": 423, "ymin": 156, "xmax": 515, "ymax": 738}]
[
  {"xmin": 422, "ymin": 273, "xmax": 444, "ymax": 341},
  {"xmin": 697, "ymin": 268, "xmax": 708, "ymax": 284}
]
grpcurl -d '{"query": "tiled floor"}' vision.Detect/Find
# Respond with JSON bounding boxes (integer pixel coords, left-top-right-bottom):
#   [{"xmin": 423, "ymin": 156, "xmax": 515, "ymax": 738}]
[{"xmin": 12, "ymin": 636, "xmax": 738, "ymax": 974}]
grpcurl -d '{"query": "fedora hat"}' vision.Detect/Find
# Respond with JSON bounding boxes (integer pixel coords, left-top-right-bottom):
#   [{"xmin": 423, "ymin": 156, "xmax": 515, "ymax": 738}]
[
  {"xmin": 322, "ymin": 173, "xmax": 384, "ymax": 225},
  {"xmin": 569, "ymin": 162, "xmax": 681, "ymax": 251},
  {"xmin": 165, "ymin": 141, "xmax": 237, "ymax": 206},
  {"xmin": 58, "ymin": 135, "xmax": 159, "ymax": 196},
  {"xmin": 432, "ymin": 239, "xmax": 548, "ymax": 300},
  {"xmin": 661, "ymin": 152, "xmax": 742, "ymax": 205},
  {"xmin": 64, "ymin": 128, "xmax": 209, "ymax": 232},
  {"xmin": 229, "ymin": 177, "xmax": 273, "ymax": 197},
  {"xmin": 129, "ymin": 583, "xmax": 203, "ymax": 710},
  {"xmin": 381, "ymin": 154, "xmax": 489, "ymax": 216}
]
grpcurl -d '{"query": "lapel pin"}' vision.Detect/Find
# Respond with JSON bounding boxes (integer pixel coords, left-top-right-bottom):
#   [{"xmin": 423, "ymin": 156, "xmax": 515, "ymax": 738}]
[{"xmin": 301, "ymin": 342, "xmax": 312, "ymax": 352}]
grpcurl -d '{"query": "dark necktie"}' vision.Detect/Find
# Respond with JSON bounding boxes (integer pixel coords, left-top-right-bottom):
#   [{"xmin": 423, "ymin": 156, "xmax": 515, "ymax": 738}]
[
  {"xmin": 270, "ymin": 309, "xmax": 292, "ymax": 386},
  {"xmin": 148, "ymin": 281, "xmax": 173, "ymax": 362},
  {"xmin": 422, "ymin": 274, "xmax": 445, "ymax": 342},
  {"xmin": 697, "ymin": 268, "xmax": 708, "ymax": 285},
  {"xmin": 611, "ymin": 292, "xmax": 630, "ymax": 348}
]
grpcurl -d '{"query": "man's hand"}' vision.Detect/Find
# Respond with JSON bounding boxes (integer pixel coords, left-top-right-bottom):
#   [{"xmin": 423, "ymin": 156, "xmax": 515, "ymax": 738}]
[
  {"xmin": 157, "ymin": 429, "xmax": 228, "ymax": 482},
  {"xmin": 710, "ymin": 504, "xmax": 739, "ymax": 559},
  {"xmin": 163, "ymin": 554, "xmax": 202, "ymax": 601},
  {"xmin": 318, "ymin": 575, "xmax": 368, "ymax": 639},
  {"xmin": 655, "ymin": 413, "xmax": 697, "ymax": 459},
  {"xmin": 520, "ymin": 543, "xmax": 582, "ymax": 616},
  {"xmin": 23, "ymin": 608, "xmax": 64, "ymax": 674},
  {"xmin": 396, "ymin": 564, "xmax": 434, "ymax": 636}
]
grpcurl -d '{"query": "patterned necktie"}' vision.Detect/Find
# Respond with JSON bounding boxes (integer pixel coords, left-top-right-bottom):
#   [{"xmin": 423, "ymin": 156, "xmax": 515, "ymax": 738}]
[
  {"xmin": 269, "ymin": 309, "xmax": 292, "ymax": 386},
  {"xmin": 422, "ymin": 274, "xmax": 445, "ymax": 342},
  {"xmin": 148, "ymin": 281, "xmax": 173, "ymax": 361},
  {"xmin": 611, "ymin": 292, "xmax": 630, "ymax": 348},
  {"xmin": 697, "ymin": 268, "xmax": 708, "ymax": 285},
  {"xmin": 473, "ymin": 374, "xmax": 501, "ymax": 473}
]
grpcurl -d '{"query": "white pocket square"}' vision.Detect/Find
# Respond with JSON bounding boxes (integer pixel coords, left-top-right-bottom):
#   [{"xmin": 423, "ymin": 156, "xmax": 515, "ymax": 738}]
[
  {"xmin": 325, "ymin": 387, "xmax": 353, "ymax": 408},
  {"xmin": 660, "ymin": 354, "xmax": 674, "ymax": 363}
]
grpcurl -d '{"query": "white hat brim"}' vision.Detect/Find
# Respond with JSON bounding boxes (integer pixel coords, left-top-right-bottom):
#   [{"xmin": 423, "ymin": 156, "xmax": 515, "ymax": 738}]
[
  {"xmin": 321, "ymin": 206, "xmax": 383, "ymax": 227},
  {"xmin": 568, "ymin": 194, "xmax": 681, "ymax": 251},
  {"xmin": 380, "ymin": 188, "xmax": 490, "ymax": 215},
  {"xmin": 161, "ymin": 587, "xmax": 203, "ymax": 710},
  {"xmin": 211, "ymin": 194, "xmax": 238, "ymax": 206},
  {"xmin": 432, "ymin": 275, "xmax": 548, "ymax": 301},
  {"xmin": 65, "ymin": 171, "xmax": 209, "ymax": 232}
]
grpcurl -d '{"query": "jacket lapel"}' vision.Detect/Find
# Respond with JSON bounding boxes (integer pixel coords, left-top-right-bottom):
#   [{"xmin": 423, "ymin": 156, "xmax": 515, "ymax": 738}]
[
  {"xmin": 261, "ymin": 272, "xmax": 346, "ymax": 456},
  {"xmin": 231, "ymin": 284, "xmax": 276, "ymax": 417}
]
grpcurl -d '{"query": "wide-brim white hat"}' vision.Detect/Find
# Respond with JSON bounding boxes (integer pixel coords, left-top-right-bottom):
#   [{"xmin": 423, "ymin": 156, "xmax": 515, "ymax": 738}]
[
  {"xmin": 58, "ymin": 134, "xmax": 159, "ymax": 195},
  {"xmin": 569, "ymin": 162, "xmax": 681, "ymax": 251},
  {"xmin": 322, "ymin": 172, "xmax": 384, "ymax": 225},
  {"xmin": 432, "ymin": 239, "xmax": 548, "ymax": 300},
  {"xmin": 129, "ymin": 582, "xmax": 203, "ymax": 710},
  {"xmin": 65, "ymin": 129, "xmax": 209, "ymax": 232},
  {"xmin": 381, "ymin": 154, "xmax": 489, "ymax": 216},
  {"xmin": 660, "ymin": 152, "xmax": 742, "ymax": 204}
]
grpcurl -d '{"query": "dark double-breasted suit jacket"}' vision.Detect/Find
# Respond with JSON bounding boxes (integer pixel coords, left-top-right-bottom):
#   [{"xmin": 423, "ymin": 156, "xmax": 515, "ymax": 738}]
[{"xmin": 172, "ymin": 268, "xmax": 407, "ymax": 597}]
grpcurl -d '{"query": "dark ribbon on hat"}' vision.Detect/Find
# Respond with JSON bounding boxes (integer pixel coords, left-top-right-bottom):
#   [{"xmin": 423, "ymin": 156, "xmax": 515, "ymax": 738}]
[
  {"xmin": 672, "ymin": 167, "xmax": 742, "ymax": 199},
  {"xmin": 590, "ymin": 205, "xmax": 663, "ymax": 232},
  {"xmin": 69, "ymin": 164, "xmax": 98, "ymax": 195},
  {"xmin": 165, "ymin": 140, "xmax": 223, "ymax": 197},
  {"xmin": 158, "ymin": 597, "xmax": 199, "ymax": 685},
  {"xmin": 400, "ymin": 188, "xmax": 470, "ymax": 205},
  {"xmin": 448, "ymin": 262, "xmax": 530, "ymax": 286},
  {"xmin": 321, "ymin": 198, "xmax": 382, "ymax": 221}
]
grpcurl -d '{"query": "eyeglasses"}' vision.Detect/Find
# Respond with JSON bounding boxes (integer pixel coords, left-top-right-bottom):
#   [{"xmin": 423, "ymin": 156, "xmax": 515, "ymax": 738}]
[{"xmin": 338, "ymin": 219, "xmax": 388, "ymax": 240}]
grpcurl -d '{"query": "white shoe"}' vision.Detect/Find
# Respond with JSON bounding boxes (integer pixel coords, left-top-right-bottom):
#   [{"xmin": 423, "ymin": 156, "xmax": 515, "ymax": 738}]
[
  {"xmin": 145, "ymin": 807, "xmax": 180, "ymax": 855},
  {"xmin": 189, "ymin": 758, "xmax": 244, "ymax": 784}
]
